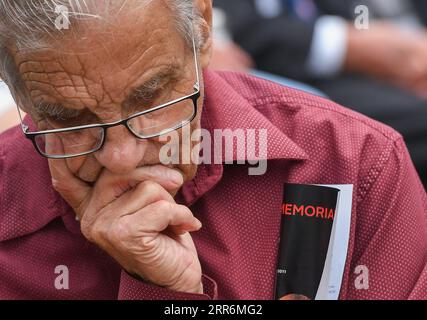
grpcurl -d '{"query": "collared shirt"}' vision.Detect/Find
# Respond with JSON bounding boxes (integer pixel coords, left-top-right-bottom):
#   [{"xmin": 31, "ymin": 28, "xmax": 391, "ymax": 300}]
[{"xmin": 0, "ymin": 70, "xmax": 426, "ymax": 300}]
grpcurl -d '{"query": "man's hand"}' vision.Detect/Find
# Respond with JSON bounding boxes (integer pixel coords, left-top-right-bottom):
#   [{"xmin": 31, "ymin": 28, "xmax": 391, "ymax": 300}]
[
  {"xmin": 49, "ymin": 159, "xmax": 203, "ymax": 294},
  {"xmin": 345, "ymin": 22, "xmax": 427, "ymax": 96}
]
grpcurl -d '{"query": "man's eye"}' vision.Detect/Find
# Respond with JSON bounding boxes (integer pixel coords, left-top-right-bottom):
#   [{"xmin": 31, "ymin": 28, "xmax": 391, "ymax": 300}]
[
  {"xmin": 48, "ymin": 115, "xmax": 69, "ymax": 122},
  {"xmin": 135, "ymin": 82, "xmax": 175, "ymax": 110},
  {"xmin": 44, "ymin": 113, "xmax": 93, "ymax": 129},
  {"xmin": 146, "ymin": 88, "xmax": 167, "ymax": 105},
  {"xmin": 48, "ymin": 115, "xmax": 78, "ymax": 125}
]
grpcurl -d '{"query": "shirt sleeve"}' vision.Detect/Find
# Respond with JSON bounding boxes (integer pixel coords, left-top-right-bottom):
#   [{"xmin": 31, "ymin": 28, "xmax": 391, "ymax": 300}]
[
  {"xmin": 118, "ymin": 271, "xmax": 218, "ymax": 300},
  {"xmin": 306, "ymin": 15, "xmax": 349, "ymax": 78},
  {"xmin": 344, "ymin": 137, "xmax": 427, "ymax": 300}
]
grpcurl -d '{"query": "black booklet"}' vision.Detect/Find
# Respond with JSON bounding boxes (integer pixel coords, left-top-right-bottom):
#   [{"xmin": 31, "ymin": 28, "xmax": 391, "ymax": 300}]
[{"xmin": 275, "ymin": 183, "xmax": 340, "ymax": 300}]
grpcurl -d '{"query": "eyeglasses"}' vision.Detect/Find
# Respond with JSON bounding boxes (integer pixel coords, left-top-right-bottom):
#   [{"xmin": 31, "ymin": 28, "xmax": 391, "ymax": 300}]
[{"xmin": 16, "ymin": 33, "xmax": 201, "ymax": 159}]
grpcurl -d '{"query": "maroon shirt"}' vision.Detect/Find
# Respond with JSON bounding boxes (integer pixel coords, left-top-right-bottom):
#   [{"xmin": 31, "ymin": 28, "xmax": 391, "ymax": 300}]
[{"xmin": 0, "ymin": 70, "xmax": 426, "ymax": 300}]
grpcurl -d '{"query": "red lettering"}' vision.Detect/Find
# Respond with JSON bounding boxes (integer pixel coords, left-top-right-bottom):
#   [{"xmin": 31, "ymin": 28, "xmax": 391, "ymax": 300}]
[
  {"xmin": 294, "ymin": 205, "xmax": 304, "ymax": 216},
  {"xmin": 283, "ymin": 203, "xmax": 293, "ymax": 215},
  {"xmin": 282, "ymin": 204, "xmax": 335, "ymax": 220},
  {"xmin": 305, "ymin": 206, "xmax": 315, "ymax": 217},
  {"xmin": 316, "ymin": 207, "xmax": 325, "ymax": 218}
]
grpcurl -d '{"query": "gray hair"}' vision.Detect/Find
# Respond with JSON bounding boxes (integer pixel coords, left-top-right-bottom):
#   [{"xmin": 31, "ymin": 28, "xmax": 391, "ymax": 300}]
[{"xmin": 0, "ymin": 0, "xmax": 203, "ymax": 104}]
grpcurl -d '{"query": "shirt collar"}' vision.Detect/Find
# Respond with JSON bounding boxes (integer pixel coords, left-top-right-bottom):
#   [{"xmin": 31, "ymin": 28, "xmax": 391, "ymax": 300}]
[
  {"xmin": 203, "ymin": 70, "xmax": 307, "ymax": 161},
  {"xmin": 177, "ymin": 69, "xmax": 308, "ymax": 206},
  {"xmin": 0, "ymin": 69, "xmax": 307, "ymax": 242}
]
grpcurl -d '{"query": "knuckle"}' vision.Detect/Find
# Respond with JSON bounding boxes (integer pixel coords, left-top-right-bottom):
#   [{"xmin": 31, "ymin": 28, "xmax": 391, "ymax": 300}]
[
  {"xmin": 85, "ymin": 220, "xmax": 107, "ymax": 243},
  {"xmin": 110, "ymin": 218, "xmax": 132, "ymax": 243},
  {"xmin": 139, "ymin": 180, "xmax": 162, "ymax": 194},
  {"xmin": 80, "ymin": 221, "xmax": 95, "ymax": 241},
  {"xmin": 92, "ymin": 221, "xmax": 106, "ymax": 239},
  {"xmin": 155, "ymin": 199, "xmax": 173, "ymax": 213}
]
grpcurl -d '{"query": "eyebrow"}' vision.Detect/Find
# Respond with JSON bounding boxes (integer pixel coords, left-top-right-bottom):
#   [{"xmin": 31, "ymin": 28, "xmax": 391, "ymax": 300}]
[
  {"xmin": 35, "ymin": 101, "xmax": 84, "ymax": 120},
  {"xmin": 34, "ymin": 66, "xmax": 181, "ymax": 121},
  {"xmin": 125, "ymin": 66, "xmax": 180, "ymax": 108}
]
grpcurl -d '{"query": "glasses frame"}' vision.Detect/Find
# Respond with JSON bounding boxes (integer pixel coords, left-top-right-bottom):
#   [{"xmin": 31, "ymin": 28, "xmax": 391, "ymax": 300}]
[{"xmin": 16, "ymin": 29, "xmax": 201, "ymax": 160}]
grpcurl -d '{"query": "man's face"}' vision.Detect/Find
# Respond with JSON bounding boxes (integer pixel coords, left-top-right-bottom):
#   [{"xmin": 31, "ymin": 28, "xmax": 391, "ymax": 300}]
[{"xmin": 9, "ymin": 0, "xmax": 210, "ymax": 184}]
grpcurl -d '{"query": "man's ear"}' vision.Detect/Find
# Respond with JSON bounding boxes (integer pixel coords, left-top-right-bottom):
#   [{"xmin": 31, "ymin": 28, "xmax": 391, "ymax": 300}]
[{"xmin": 195, "ymin": 0, "xmax": 213, "ymax": 68}]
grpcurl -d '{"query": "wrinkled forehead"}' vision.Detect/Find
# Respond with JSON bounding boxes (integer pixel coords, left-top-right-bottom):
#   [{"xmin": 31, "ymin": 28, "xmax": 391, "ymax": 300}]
[
  {"xmin": 6, "ymin": 0, "xmax": 189, "ymax": 110},
  {"xmin": 10, "ymin": 0, "xmax": 179, "ymax": 64}
]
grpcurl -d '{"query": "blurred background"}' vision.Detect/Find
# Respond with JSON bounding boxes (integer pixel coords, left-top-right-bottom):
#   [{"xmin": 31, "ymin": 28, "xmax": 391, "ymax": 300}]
[
  {"xmin": 0, "ymin": 81, "xmax": 18, "ymax": 132},
  {"xmin": 1, "ymin": 0, "xmax": 426, "ymax": 187}
]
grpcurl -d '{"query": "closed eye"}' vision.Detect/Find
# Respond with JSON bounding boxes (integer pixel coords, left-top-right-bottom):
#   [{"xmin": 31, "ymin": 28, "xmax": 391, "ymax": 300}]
[{"xmin": 36, "ymin": 102, "xmax": 83, "ymax": 121}]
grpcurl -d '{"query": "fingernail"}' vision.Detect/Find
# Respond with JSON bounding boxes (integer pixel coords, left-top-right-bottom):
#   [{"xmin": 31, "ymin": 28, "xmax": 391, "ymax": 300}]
[{"xmin": 195, "ymin": 219, "xmax": 202, "ymax": 229}]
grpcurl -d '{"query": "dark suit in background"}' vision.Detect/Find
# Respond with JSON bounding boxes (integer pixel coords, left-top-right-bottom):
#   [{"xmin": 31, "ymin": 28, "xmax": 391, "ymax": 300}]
[{"xmin": 215, "ymin": 0, "xmax": 427, "ymax": 187}]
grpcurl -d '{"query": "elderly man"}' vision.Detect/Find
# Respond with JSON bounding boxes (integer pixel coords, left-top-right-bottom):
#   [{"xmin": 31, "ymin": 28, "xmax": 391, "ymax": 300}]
[{"xmin": 0, "ymin": 0, "xmax": 425, "ymax": 300}]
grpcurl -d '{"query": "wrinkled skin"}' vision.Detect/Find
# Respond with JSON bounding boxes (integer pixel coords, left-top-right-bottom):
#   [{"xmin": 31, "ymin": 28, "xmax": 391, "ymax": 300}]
[{"xmin": 5, "ymin": 0, "xmax": 213, "ymax": 294}]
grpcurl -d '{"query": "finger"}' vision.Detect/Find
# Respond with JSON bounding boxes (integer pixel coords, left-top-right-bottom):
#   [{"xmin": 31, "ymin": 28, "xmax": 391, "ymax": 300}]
[
  {"xmin": 103, "ymin": 180, "xmax": 175, "ymax": 219},
  {"xmin": 165, "ymin": 223, "xmax": 201, "ymax": 237},
  {"xmin": 91, "ymin": 165, "xmax": 184, "ymax": 210},
  {"xmin": 129, "ymin": 201, "xmax": 202, "ymax": 235},
  {"xmin": 48, "ymin": 157, "xmax": 92, "ymax": 216},
  {"xmin": 127, "ymin": 165, "xmax": 184, "ymax": 195}
]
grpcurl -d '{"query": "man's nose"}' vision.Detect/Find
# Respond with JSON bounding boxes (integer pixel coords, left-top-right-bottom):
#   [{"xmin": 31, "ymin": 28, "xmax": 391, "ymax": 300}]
[{"xmin": 94, "ymin": 125, "xmax": 146, "ymax": 174}]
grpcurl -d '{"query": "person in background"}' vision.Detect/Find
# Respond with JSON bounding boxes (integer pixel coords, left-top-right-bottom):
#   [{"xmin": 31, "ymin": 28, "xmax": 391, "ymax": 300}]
[
  {"xmin": 210, "ymin": 7, "xmax": 325, "ymax": 96},
  {"xmin": 214, "ymin": 0, "xmax": 427, "ymax": 188}
]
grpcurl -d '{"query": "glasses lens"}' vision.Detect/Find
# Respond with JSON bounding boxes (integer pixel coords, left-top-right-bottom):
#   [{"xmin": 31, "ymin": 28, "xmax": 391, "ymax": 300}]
[
  {"xmin": 127, "ymin": 98, "xmax": 196, "ymax": 138},
  {"xmin": 34, "ymin": 127, "xmax": 104, "ymax": 157}
]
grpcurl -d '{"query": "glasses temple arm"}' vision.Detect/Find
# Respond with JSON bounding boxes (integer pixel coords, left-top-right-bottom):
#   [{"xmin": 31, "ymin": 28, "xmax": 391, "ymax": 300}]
[{"xmin": 191, "ymin": 24, "xmax": 201, "ymax": 91}]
